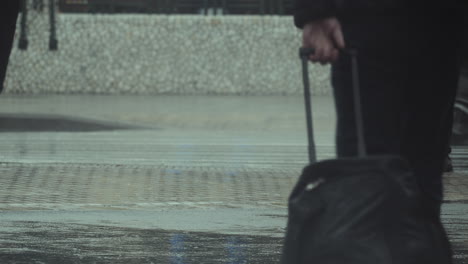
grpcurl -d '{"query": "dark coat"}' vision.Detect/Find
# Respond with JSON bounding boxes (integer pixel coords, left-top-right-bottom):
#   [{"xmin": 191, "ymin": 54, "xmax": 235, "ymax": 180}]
[{"xmin": 293, "ymin": 0, "xmax": 465, "ymax": 28}]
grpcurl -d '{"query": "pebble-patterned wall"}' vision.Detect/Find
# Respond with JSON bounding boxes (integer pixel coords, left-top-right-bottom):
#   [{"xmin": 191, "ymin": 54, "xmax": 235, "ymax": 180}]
[{"xmin": 5, "ymin": 13, "xmax": 332, "ymax": 95}]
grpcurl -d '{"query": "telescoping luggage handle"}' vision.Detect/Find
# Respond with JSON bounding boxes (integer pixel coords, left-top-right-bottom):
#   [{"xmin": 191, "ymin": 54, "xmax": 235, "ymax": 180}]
[{"xmin": 299, "ymin": 48, "xmax": 367, "ymax": 164}]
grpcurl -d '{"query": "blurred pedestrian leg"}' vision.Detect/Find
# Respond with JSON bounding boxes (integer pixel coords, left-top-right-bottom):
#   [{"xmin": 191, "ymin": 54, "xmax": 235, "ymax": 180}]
[{"xmin": 0, "ymin": 1, "xmax": 20, "ymax": 93}]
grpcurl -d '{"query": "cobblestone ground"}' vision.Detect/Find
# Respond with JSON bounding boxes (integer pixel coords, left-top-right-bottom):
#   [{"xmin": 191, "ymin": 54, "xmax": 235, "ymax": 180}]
[
  {"xmin": 0, "ymin": 95, "xmax": 467, "ymax": 263},
  {"xmin": 0, "ymin": 163, "xmax": 467, "ymax": 211}
]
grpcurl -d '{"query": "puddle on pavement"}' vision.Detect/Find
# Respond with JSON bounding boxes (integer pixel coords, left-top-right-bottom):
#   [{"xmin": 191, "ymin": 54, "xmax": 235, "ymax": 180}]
[{"xmin": 0, "ymin": 114, "xmax": 142, "ymax": 132}]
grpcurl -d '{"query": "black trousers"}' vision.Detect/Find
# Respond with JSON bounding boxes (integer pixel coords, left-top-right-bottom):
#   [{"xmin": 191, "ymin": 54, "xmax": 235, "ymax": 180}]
[
  {"xmin": 0, "ymin": 1, "xmax": 20, "ymax": 92},
  {"xmin": 332, "ymin": 13, "xmax": 465, "ymax": 207}
]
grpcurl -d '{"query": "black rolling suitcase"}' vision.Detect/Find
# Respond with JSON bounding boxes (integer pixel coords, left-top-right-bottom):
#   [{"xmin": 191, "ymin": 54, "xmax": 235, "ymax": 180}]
[{"xmin": 280, "ymin": 48, "xmax": 452, "ymax": 264}]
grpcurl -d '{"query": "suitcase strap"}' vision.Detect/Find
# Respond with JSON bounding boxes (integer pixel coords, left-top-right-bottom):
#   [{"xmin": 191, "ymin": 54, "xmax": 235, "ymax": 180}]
[{"xmin": 299, "ymin": 48, "xmax": 367, "ymax": 163}]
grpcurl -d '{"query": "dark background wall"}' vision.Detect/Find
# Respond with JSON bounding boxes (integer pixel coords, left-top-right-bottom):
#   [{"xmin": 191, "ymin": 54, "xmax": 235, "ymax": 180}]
[{"xmin": 58, "ymin": 0, "xmax": 294, "ymax": 15}]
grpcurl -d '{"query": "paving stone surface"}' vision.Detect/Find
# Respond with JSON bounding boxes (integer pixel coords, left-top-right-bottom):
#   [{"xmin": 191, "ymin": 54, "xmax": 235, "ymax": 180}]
[{"xmin": 0, "ymin": 95, "xmax": 467, "ymax": 263}]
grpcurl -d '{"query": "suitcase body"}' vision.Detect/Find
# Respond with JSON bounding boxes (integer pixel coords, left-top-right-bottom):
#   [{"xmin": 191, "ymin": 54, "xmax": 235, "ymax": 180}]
[
  {"xmin": 280, "ymin": 48, "xmax": 452, "ymax": 264},
  {"xmin": 281, "ymin": 156, "xmax": 448, "ymax": 264}
]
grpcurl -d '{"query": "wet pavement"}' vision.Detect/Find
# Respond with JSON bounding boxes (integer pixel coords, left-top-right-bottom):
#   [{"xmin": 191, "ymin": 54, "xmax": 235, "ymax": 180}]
[
  {"xmin": 0, "ymin": 221, "xmax": 283, "ymax": 264},
  {"xmin": 0, "ymin": 95, "xmax": 467, "ymax": 263}
]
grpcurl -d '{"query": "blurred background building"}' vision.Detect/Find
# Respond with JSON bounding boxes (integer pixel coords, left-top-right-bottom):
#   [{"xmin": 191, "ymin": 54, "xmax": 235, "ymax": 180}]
[{"xmin": 58, "ymin": 0, "xmax": 293, "ymax": 15}]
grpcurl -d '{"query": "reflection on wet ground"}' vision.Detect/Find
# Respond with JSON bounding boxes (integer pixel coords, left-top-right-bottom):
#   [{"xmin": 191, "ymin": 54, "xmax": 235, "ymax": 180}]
[
  {"xmin": 0, "ymin": 222, "xmax": 282, "ymax": 264},
  {"xmin": 0, "ymin": 114, "xmax": 141, "ymax": 132},
  {"xmin": 1, "ymin": 221, "xmax": 467, "ymax": 264}
]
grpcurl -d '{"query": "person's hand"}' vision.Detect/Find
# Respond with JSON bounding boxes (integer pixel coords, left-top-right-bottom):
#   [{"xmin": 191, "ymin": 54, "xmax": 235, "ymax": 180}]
[{"xmin": 302, "ymin": 17, "xmax": 345, "ymax": 64}]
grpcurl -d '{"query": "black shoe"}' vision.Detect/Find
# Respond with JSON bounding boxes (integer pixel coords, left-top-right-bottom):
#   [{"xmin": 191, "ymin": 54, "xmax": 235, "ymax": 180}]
[{"xmin": 444, "ymin": 155, "xmax": 453, "ymax": 173}]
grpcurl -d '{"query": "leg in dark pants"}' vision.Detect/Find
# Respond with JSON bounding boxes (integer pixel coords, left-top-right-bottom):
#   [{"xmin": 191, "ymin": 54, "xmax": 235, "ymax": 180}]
[
  {"xmin": 331, "ymin": 15, "xmax": 462, "ymax": 263},
  {"xmin": 451, "ymin": 20, "xmax": 468, "ymax": 144},
  {"xmin": 0, "ymin": 1, "xmax": 20, "ymax": 92},
  {"xmin": 332, "ymin": 15, "xmax": 462, "ymax": 210}
]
